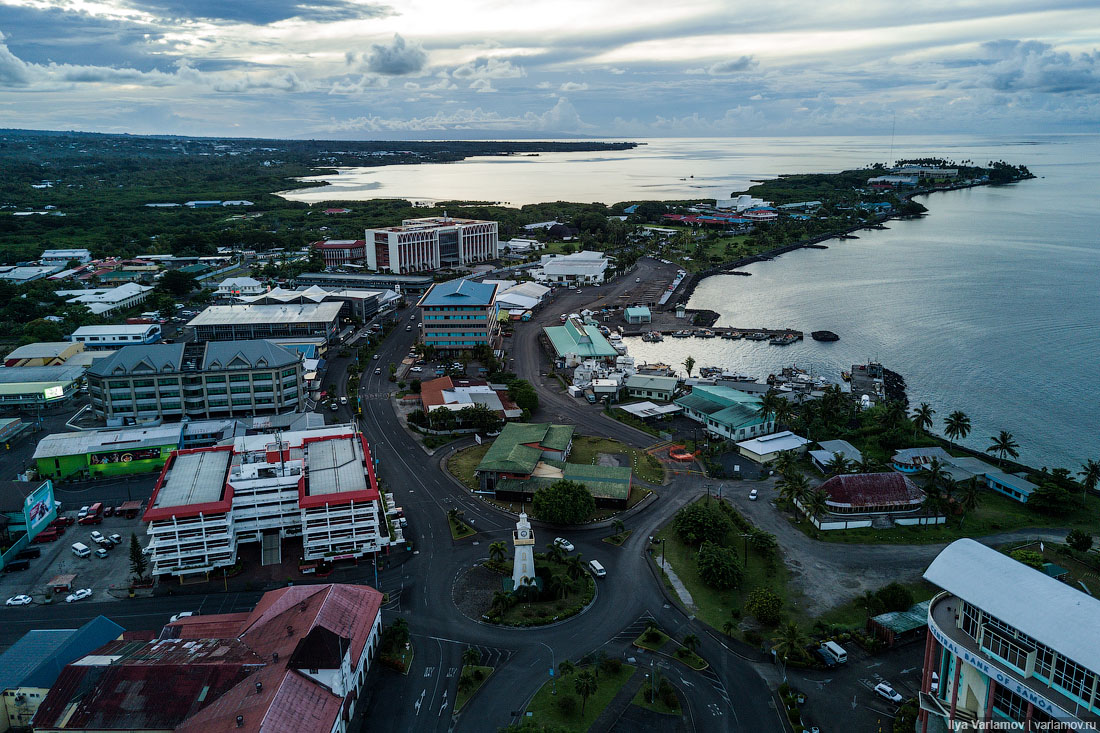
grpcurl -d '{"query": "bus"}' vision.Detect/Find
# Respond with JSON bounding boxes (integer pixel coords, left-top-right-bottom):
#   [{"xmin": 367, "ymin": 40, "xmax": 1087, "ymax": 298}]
[{"xmin": 78, "ymin": 502, "xmax": 104, "ymax": 525}]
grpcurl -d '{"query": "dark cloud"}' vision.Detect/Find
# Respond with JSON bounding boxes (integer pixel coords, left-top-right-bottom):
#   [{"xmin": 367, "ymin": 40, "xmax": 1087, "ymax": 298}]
[
  {"xmin": 365, "ymin": 34, "xmax": 427, "ymax": 75},
  {"xmin": 0, "ymin": 5, "xmax": 166, "ymax": 70},
  {"xmin": 126, "ymin": 0, "xmax": 391, "ymax": 24}
]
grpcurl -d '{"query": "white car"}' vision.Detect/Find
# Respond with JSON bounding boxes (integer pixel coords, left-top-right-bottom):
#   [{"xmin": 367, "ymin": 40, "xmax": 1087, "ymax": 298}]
[
  {"xmin": 553, "ymin": 537, "xmax": 575, "ymax": 552},
  {"xmin": 374, "ymin": 367, "xmax": 382, "ymax": 375},
  {"xmin": 874, "ymin": 682, "xmax": 904, "ymax": 703},
  {"xmin": 373, "ymin": 354, "xmax": 379, "ymax": 360},
  {"xmin": 749, "ymin": 489, "xmax": 759, "ymax": 500},
  {"xmin": 169, "ymin": 611, "xmax": 194, "ymax": 623},
  {"xmin": 90, "ymin": 530, "xmax": 105, "ymax": 544},
  {"xmin": 339, "ymin": 396, "xmax": 348, "ymax": 405},
  {"xmin": 108, "ymin": 534, "xmax": 122, "ymax": 545},
  {"xmin": 65, "ymin": 588, "xmax": 93, "ymax": 603},
  {"xmin": 78, "ymin": 505, "xmax": 90, "ymax": 518},
  {"xmin": 410, "ymin": 366, "xmax": 423, "ymax": 373},
  {"xmin": 5, "ymin": 595, "xmax": 32, "ymax": 606}
]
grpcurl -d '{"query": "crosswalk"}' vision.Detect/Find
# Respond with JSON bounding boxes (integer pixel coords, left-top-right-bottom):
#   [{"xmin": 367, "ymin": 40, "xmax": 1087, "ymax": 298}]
[{"xmin": 611, "ymin": 612, "xmax": 658, "ymax": 642}]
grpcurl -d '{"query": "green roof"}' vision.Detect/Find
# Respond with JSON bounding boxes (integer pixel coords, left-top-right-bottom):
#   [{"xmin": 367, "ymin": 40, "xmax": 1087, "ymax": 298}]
[
  {"xmin": 476, "ymin": 422, "xmax": 575, "ymax": 474},
  {"xmin": 495, "ymin": 458, "xmax": 632, "ymax": 502},
  {"xmin": 870, "ymin": 600, "xmax": 931, "ymax": 634},
  {"xmin": 624, "ymin": 374, "xmax": 678, "ymax": 392},
  {"xmin": 542, "ymin": 320, "xmax": 618, "ymax": 359},
  {"xmin": 675, "ymin": 385, "xmax": 764, "ymax": 430}
]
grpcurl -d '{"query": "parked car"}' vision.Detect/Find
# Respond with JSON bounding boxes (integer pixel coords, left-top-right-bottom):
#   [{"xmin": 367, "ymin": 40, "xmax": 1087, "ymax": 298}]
[
  {"xmin": 5, "ymin": 595, "xmax": 32, "ymax": 606},
  {"xmin": 410, "ymin": 366, "xmax": 423, "ymax": 373},
  {"xmin": 339, "ymin": 396, "xmax": 348, "ymax": 405},
  {"xmin": 65, "ymin": 588, "xmax": 93, "ymax": 603},
  {"xmin": 405, "ymin": 325, "xmax": 412, "ymax": 331},
  {"xmin": 90, "ymin": 530, "xmax": 105, "ymax": 544},
  {"xmin": 169, "ymin": 611, "xmax": 195, "ymax": 623},
  {"xmin": 78, "ymin": 505, "xmax": 90, "ymax": 519},
  {"xmin": 812, "ymin": 648, "xmax": 837, "ymax": 668},
  {"xmin": 329, "ymin": 402, "xmax": 339, "ymax": 411},
  {"xmin": 874, "ymin": 682, "xmax": 903, "ymax": 703},
  {"xmin": 553, "ymin": 537, "xmax": 575, "ymax": 552},
  {"xmin": 103, "ymin": 506, "xmax": 115, "ymax": 518},
  {"xmin": 108, "ymin": 534, "xmax": 122, "ymax": 545},
  {"xmin": 95, "ymin": 548, "xmax": 109, "ymax": 559},
  {"xmin": 749, "ymin": 489, "xmax": 759, "ymax": 500}
]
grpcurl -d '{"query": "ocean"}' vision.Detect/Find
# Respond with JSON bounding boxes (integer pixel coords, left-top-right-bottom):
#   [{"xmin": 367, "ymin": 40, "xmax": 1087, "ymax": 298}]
[{"xmin": 282, "ymin": 135, "xmax": 1100, "ymax": 471}]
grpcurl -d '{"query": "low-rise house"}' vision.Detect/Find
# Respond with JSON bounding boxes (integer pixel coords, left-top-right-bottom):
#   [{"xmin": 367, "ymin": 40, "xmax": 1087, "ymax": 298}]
[
  {"xmin": 892, "ymin": 448, "xmax": 1038, "ymax": 504},
  {"xmin": 40, "ymin": 249, "xmax": 92, "ymax": 266},
  {"xmin": 675, "ymin": 384, "xmax": 774, "ymax": 441},
  {"xmin": 624, "ymin": 306, "xmax": 651, "ymax": 324},
  {"xmin": 70, "ymin": 323, "xmax": 161, "ymax": 350},
  {"xmin": 623, "ymin": 374, "xmax": 678, "ymax": 402},
  {"xmin": 0, "ymin": 265, "xmax": 62, "ymax": 282},
  {"xmin": 543, "ymin": 318, "xmax": 618, "ymax": 368},
  {"xmin": 215, "ymin": 276, "xmax": 267, "ymax": 298},
  {"xmin": 736, "ymin": 430, "xmax": 811, "ymax": 463},
  {"xmin": 809, "ymin": 439, "xmax": 864, "ymax": 472},
  {"xmin": 534, "ymin": 250, "xmax": 609, "ymax": 284},
  {"xmin": 419, "ymin": 376, "xmax": 522, "ymax": 420}
]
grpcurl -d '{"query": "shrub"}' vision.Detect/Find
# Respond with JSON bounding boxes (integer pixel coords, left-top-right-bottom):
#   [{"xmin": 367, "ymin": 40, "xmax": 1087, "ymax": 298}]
[
  {"xmin": 1067, "ymin": 529, "xmax": 1094, "ymax": 552},
  {"xmin": 744, "ymin": 629, "xmax": 763, "ymax": 645},
  {"xmin": 674, "ymin": 502, "xmax": 733, "ymax": 546},
  {"xmin": 644, "ymin": 629, "xmax": 662, "ymax": 643},
  {"xmin": 1010, "ymin": 549, "xmax": 1044, "ymax": 570},
  {"xmin": 874, "ymin": 582, "xmax": 915, "ymax": 612},
  {"xmin": 787, "ymin": 707, "xmax": 802, "ymax": 723},
  {"xmin": 696, "ymin": 540, "xmax": 743, "ymax": 589},
  {"xmin": 745, "ymin": 587, "xmax": 783, "ymax": 626},
  {"xmin": 472, "ymin": 668, "xmax": 485, "ymax": 681},
  {"xmin": 556, "ymin": 694, "xmax": 578, "ymax": 716},
  {"xmin": 600, "ymin": 657, "xmax": 622, "ymax": 676},
  {"xmin": 658, "ymin": 679, "xmax": 678, "ymax": 708}
]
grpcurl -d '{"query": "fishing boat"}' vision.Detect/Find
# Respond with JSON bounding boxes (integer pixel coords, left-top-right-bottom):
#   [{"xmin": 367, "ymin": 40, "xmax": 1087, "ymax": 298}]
[
  {"xmin": 695, "ymin": 329, "xmax": 716, "ymax": 338},
  {"xmin": 769, "ymin": 333, "xmax": 799, "ymax": 346},
  {"xmin": 641, "ymin": 331, "xmax": 664, "ymax": 342},
  {"xmin": 672, "ymin": 330, "xmax": 691, "ymax": 338}
]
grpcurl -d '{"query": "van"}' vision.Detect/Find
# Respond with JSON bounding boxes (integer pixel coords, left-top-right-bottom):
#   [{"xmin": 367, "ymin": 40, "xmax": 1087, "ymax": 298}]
[
  {"xmin": 821, "ymin": 640, "xmax": 847, "ymax": 664},
  {"xmin": 71, "ymin": 542, "xmax": 91, "ymax": 558},
  {"xmin": 3, "ymin": 559, "xmax": 30, "ymax": 572},
  {"xmin": 588, "ymin": 560, "xmax": 606, "ymax": 578}
]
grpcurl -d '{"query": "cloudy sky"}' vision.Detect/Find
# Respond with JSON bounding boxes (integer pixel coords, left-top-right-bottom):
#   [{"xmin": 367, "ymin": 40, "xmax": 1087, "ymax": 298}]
[{"xmin": 0, "ymin": 0, "xmax": 1098, "ymax": 138}]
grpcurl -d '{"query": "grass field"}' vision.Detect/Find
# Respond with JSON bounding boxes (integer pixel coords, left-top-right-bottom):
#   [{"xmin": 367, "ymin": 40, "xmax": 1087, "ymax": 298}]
[
  {"xmin": 632, "ymin": 682, "xmax": 681, "ymax": 716},
  {"xmin": 569, "ymin": 435, "xmax": 665, "ymax": 484},
  {"xmin": 448, "ymin": 443, "xmax": 490, "ymax": 490},
  {"xmin": 804, "ymin": 490, "xmax": 1100, "ymax": 545},
  {"xmin": 525, "ymin": 664, "xmax": 635, "ymax": 732},
  {"xmin": 814, "ymin": 580, "xmax": 940, "ymax": 630}
]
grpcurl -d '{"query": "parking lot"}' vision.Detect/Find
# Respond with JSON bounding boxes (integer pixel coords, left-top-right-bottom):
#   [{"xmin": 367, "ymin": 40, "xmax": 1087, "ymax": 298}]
[{"xmin": 1, "ymin": 510, "xmax": 147, "ymax": 607}]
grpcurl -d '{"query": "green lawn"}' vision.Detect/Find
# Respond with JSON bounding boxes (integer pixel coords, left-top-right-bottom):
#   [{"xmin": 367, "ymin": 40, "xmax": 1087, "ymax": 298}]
[
  {"xmin": 671, "ymin": 647, "xmax": 708, "ymax": 671},
  {"xmin": 569, "ymin": 435, "xmax": 665, "ymax": 484},
  {"xmin": 455, "ymin": 665, "xmax": 494, "ymax": 712},
  {"xmin": 633, "ymin": 628, "xmax": 670, "ymax": 651},
  {"xmin": 449, "ymin": 515, "xmax": 477, "ymax": 540},
  {"xmin": 603, "ymin": 530, "xmax": 633, "ymax": 546},
  {"xmin": 653, "ymin": 502, "xmax": 798, "ymax": 634},
  {"xmin": 448, "ymin": 443, "xmax": 490, "ymax": 490},
  {"xmin": 525, "ymin": 664, "xmax": 635, "ymax": 732},
  {"xmin": 802, "ymin": 490, "xmax": 1100, "ymax": 545},
  {"xmin": 631, "ymin": 682, "xmax": 681, "ymax": 716}
]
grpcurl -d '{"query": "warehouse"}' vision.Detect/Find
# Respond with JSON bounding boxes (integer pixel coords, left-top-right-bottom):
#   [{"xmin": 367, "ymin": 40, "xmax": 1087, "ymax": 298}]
[{"xmin": 188, "ymin": 302, "xmax": 344, "ymax": 342}]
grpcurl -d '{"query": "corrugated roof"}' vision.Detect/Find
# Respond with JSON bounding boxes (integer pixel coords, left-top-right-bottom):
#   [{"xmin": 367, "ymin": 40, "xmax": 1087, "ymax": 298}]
[
  {"xmin": 820, "ymin": 472, "xmax": 923, "ymax": 508},
  {"xmin": 154, "ymin": 450, "xmax": 231, "ymax": 508},
  {"xmin": 33, "ymin": 424, "xmax": 182, "ymax": 460},
  {"xmin": 871, "ymin": 600, "xmax": 931, "ymax": 634},
  {"xmin": 189, "ymin": 302, "xmax": 343, "ymax": 327},
  {"xmin": 417, "ymin": 279, "xmax": 498, "ymax": 307},
  {"xmin": 542, "ymin": 320, "xmax": 619, "ymax": 359},
  {"xmin": 306, "ymin": 436, "xmax": 367, "ymax": 496},
  {"xmin": 4, "ymin": 342, "xmax": 79, "ymax": 360},
  {"xmin": 736, "ymin": 431, "xmax": 811, "ymax": 455},
  {"xmin": 924, "ymin": 539, "xmax": 1100, "ymax": 674},
  {"xmin": 0, "ymin": 364, "xmax": 84, "ymax": 385},
  {"xmin": 477, "ymin": 423, "xmax": 574, "ymax": 474}
]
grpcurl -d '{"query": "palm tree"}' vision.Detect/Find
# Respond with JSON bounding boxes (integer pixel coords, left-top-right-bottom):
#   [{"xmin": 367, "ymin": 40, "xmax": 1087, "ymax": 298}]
[
  {"xmin": 565, "ymin": 555, "xmax": 585, "ymax": 581},
  {"xmin": 682, "ymin": 633, "xmax": 700, "ymax": 654},
  {"xmin": 558, "ymin": 660, "xmax": 575, "ymax": 677},
  {"xmin": 858, "ymin": 590, "xmax": 881, "ymax": 620},
  {"xmin": 722, "ymin": 618, "xmax": 737, "ymax": 637},
  {"xmin": 612, "ymin": 519, "xmax": 626, "ymax": 536},
  {"xmin": 547, "ymin": 573, "xmax": 569, "ymax": 600},
  {"xmin": 772, "ymin": 399, "xmax": 795, "ymax": 430},
  {"xmin": 911, "ymin": 402, "xmax": 936, "ymax": 436},
  {"xmin": 683, "ymin": 355, "xmax": 696, "ymax": 377},
  {"xmin": 877, "ymin": 400, "xmax": 908, "ymax": 431},
  {"xmin": 823, "ymin": 452, "xmax": 853, "ymax": 477},
  {"xmin": 489, "ymin": 591, "xmax": 512, "ymax": 616},
  {"xmin": 462, "ymin": 647, "xmax": 480, "ymax": 667},
  {"xmin": 546, "ymin": 542, "xmax": 566, "ymax": 564},
  {"xmin": 987, "ymin": 431, "xmax": 1020, "ymax": 466},
  {"xmin": 919, "ymin": 457, "xmax": 951, "ymax": 514},
  {"xmin": 488, "ymin": 541, "xmax": 507, "ymax": 564},
  {"xmin": 1079, "ymin": 459, "xmax": 1100, "ymax": 498},
  {"xmin": 956, "ymin": 477, "xmax": 982, "ymax": 524},
  {"xmin": 776, "ymin": 472, "xmax": 810, "ymax": 508},
  {"xmin": 857, "ymin": 455, "xmax": 884, "ymax": 473},
  {"xmin": 943, "ymin": 411, "xmax": 971, "ymax": 444},
  {"xmin": 757, "ymin": 389, "xmax": 784, "ymax": 427},
  {"xmin": 804, "ymin": 489, "xmax": 828, "ymax": 520},
  {"xmin": 770, "ymin": 621, "xmax": 808, "ymax": 662},
  {"xmin": 772, "ymin": 450, "xmax": 800, "ymax": 479},
  {"xmin": 575, "ymin": 670, "xmax": 598, "ymax": 713}
]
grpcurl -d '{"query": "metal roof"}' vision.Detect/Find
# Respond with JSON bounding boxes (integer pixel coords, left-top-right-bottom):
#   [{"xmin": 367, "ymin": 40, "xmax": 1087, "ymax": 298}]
[
  {"xmin": 305, "ymin": 436, "xmax": 367, "ymax": 496},
  {"xmin": 871, "ymin": 600, "xmax": 931, "ymax": 634},
  {"xmin": 189, "ymin": 302, "xmax": 343, "ymax": 326},
  {"xmin": 4, "ymin": 341, "xmax": 79, "ymax": 360},
  {"xmin": 820, "ymin": 473, "xmax": 923, "ymax": 508},
  {"xmin": 543, "ymin": 320, "xmax": 619, "ymax": 358},
  {"xmin": 154, "ymin": 450, "xmax": 231, "ymax": 508},
  {"xmin": 924, "ymin": 539, "xmax": 1100, "ymax": 674},
  {"xmin": 736, "ymin": 431, "xmax": 812, "ymax": 455},
  {"xmin": 33, "ymin": 425, "xmax": 182, "ymax": 460},
  {"xmin": 71, "ymin": 324, "xmax": 159, "ymax": 336},
  {"xmin": 417, "ymin": 279, "xmax": 498, "ymax": 307},
  {"xmin": 0, "ymin": 364, "xmax": 84, "ymax": 385},
  {"xmin": 0, "ymin": 616, "xmax": 125, "ymax": 692}
]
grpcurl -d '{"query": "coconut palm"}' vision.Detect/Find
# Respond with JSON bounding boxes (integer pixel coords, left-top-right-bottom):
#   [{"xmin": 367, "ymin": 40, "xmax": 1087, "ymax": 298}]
[
  {"xmin": 776, "ymin": 472, "xmax": 810, "ymax": 508},
  {"xmin": 877, "ymin": 400, "xmax": 908, "ymax": 431},
  {"xmin": 857, "ymin": 455, "xmax": 884, "ymax": 473},
  {"xmin": 943, "ymin": 411, "xmax": 971, "ymax": 444},
  {"xmin": 804, "ymin": 489, "xmax": 828, "ymax": 520},
  {"xmin": 612, "ymin": 519, "xmax": 626, "ymax": 536},
  {"xmin": 823, "ymin": 452, "xmax": 853, "ymax": 477},
  {"xmin": 462, "ymin": 647, "xmax": 480, "ymax": 667},
  {"xmin": 682, "ymin": 633, "xmax": 700, "ymax": 654},
  {"xmin": 546, "ymin": 542, "xmax": 566, "ymax": 564},
  {"xmin": 683, "ymin": 355, "xmax": 696, "ymax": 377},
  {"xmin": 757, "ymin": 389, "xmax": 784, "ymax": 426},
  {"xmin": 488, "ymin": 541, "xmax": 507, "ymax": 564},
  {"xmin": 772, "ymin": 399, "xmax": 795, "ymax": 430},
  {"xmin": 722, "ymin": 618, "xmax": 737, "ymax": 636},
  {"xmin": 1078, "ymin": 459, "xmax": 1100, "ymax": 497},
  {"xmin": 772, "ymin": 450, "xmax": 800, "ymax": 479},
  {"xmin": 911, "ymin": 402, "xmax": 936, "ymax": 436},
  {"xmin": 547, "ymin": 573, "xmax": 570, "ymax": 600},
  {"xmin": 858, "ymin": 590, "xmax": 881, "ymax": 620},
  {"xmin": 489, "ymin": 591, "xmax": 512, "ymax": 616},
  {"xmin": 770, "ymin": 621, "xmax": 808, "ymax": 662},
  {"xmin": 574, "ymin": 670, "xmax": 598, "ymax": 713},
  {"xmin": 987, "ymin": 431, "xmax": 1020, "ymax": 466},
  {"xmin": 565, "ymin": 555, "xmax": 585, "ymax": 581},
  {"xmin": 558, "ymin": 660, "xmax": 575, "ymax": 677},
  {"xmin": 956, "ymin": 476, "xmax": 982, "ymax": 524}
]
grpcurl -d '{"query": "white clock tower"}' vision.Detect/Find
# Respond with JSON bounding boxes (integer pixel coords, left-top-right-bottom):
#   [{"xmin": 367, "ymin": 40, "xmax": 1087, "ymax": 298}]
[{"xmin": 512, "ymin": 511, "xmax": 536, "ymax": 589}]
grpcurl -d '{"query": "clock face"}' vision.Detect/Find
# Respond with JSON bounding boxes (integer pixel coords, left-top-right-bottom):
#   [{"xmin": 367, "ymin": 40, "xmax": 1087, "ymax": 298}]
[{"xmin": 518, "ymin": 530, "xmax": 529, "ymax": 538}]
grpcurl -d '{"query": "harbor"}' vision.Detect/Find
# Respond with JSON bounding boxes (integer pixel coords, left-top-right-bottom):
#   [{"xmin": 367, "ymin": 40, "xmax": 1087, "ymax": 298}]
[{"xmin": 629, "ymin": 326, "xmax": 804, "ymax": 345}]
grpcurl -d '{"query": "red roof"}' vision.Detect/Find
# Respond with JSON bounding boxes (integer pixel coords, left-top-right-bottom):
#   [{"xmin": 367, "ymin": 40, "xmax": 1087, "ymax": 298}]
[
  {"xmin": 310, "ymin": 239, "xmax": 365, "ymax": 249},
  {"xmin": 821, "ymin": 472, "xmax": 924, "ymax": 508},
  {"xmin": 419, "ymin": 375, "xmax": 520, "ymax": 415}
]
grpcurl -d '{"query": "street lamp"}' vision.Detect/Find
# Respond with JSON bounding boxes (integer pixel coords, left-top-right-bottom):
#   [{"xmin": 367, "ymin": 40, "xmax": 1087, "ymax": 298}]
[{"xmin": 538, "ymin": 641, "xmax": 557, "ymax": 695}]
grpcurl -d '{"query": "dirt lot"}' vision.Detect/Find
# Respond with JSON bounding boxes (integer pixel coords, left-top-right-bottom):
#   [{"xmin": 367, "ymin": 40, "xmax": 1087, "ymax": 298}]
[{"xmin": 0, "ymin": 512, "xmax": 147, "ymax": 605}]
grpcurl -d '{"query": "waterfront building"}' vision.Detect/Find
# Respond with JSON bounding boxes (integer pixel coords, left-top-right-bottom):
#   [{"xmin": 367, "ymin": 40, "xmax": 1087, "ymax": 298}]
[
  {"xmin": 675, "ymin": 384, "xmax": 775, "ymax": 441},
  {"xmin": 622, "ymin": 374, "xmax": 678, "ymax": 402},
  {"xmin": 817, "ymin": 473, "xmax": 924, "ymax": 514},
  {"xmin": 188, "ymin": 302, "xmax": 344, "ymax": 342},
  {"xmin": 893, "ymin": 448, "xmax": 1038, "ymax": 504},
  {"xmin": 809, "ymin": 439, "xmax": 863, "ymax": 472},
  {"xmin": 32, "ymin": 584, "xmax": 382, "ymax": 733},
  {"xmin": 69, "ymin": 323, "xmax": 161, "ymax": 349},
  {"xmin": 736, "ymin": 430, "xmax": 811, "ymax": 463},
  {"xmin": 416, "ymin": 279, "xmax": 501, "ymax": 354},
  {"xmin": 533, "ymin": 250, "xmax": 609, "ymax": 285},
  {"xmin": 366, "ymin": 217, "xmax": 498, "ymax": 274},
  {"xmin": 86, "ymin": 340, "xmax": 304, "ymax": 423},
  {"xmin": 543, "ymin": 318, "xmax": 618, "ymax": 368},
  {"xmin": 143, "ymin": 425, "xmax": 392, "ymax": 579},
  {"xmin": 624, "ymin": 306, "xmax": 652, "ymax": 324},
  {"xmin": 919, "ymin": 539, "xmax": 1100, "ymax": 731},
  {"xmin": 311, "ymin": 239, "xmax": 367, "ymax": 268}
]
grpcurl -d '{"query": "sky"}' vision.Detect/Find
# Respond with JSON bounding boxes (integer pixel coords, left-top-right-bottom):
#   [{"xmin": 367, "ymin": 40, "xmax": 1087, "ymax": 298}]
[{"xmin": 0, "ymin": 0, "xmax": 1098, "ymax": 139}]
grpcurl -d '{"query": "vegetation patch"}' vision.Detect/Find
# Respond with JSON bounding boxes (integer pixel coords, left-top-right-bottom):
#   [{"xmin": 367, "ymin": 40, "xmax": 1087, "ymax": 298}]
[
  {"xmin": 632, "ymin": 677, "xmax": 681, "ymax": 715},
  {"xmin": 378, "ymin": 617, "xmax": 413, "ymax": 674},
  {"xmin": 447, "ymin": 443, "xmax": 490, "ymax": 490},
  {"xmin": 569, "ymin": 436, "xmax": 665, "ymax": 484},
  {"xmin": 448, "ymin": 510, "xmax": 477, "ymax": 540},
  {"xmin": 602, "ymin": 530, "xmax": 633, "ymax": 546},
  {"xmin": 524, "ymin": 662, "xmax": 635, "ymax": 733},
  {"xmin": 454, "ymin": 663, "xmax": 494, "ymax": 713},
  {"xmin": 483, "ymin": 548, "xmax": 595, "ymax": 627},
  {"xmin": 632, "ymin": 625, "xmax": 670, "ymax": 651}
]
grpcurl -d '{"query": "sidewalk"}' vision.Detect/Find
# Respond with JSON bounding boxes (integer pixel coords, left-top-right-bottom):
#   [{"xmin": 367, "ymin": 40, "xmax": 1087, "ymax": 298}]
[{"xmin": 655, "ymin": 556, "xmax": 696, "ymax": 611}]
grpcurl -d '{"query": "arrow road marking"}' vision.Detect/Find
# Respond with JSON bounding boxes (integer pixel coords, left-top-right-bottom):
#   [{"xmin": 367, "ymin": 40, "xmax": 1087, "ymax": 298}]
[
  {"xmin": 439, "ymin": 691, "xmax": 448, "ymax": 716},
  {"xmin": 415, "ymin": 690, "xmax": 426, "ymax": 715}
]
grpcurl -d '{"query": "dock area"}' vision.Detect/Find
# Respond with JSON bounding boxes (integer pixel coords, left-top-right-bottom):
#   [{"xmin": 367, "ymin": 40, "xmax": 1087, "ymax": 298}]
[{"xmin": 622, "ymin": 325, "xmax": 803, "ymax": 343}]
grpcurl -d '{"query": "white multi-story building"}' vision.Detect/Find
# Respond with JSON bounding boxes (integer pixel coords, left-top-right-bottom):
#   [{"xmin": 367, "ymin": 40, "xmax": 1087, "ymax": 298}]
[
  {"xmin": 40, "ymin": 248, "xmax": 92, "ymax": 266},
  {"xmin": 56, "ymin": 283, "xmax": 153, "ymax": 316},
  {"xmin": 69, "ymin": 323, "xmax": 162, "ymax": 349},
  {"xmin": 534, "ymin": 250, "xmax": 610, "ymax": 284},
  {"xmin": 144, "ymin": 425, "xmax": 392, "ymax": 579},
  {"xmin": 365, "ymin": 216, "xmax": 497, "ymax": 274}
]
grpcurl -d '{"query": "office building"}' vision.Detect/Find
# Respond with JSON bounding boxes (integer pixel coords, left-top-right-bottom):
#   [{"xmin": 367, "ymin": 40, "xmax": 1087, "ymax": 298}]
[
  {"xmin": 86, "ymin": 341, "xmax": 304, "ymax": 423},
  {"xmin": 416, "ymin": 279, "xmax": 501, "ymax": 353},
  {"xmin": 533, "ymin": 250, "xmax": 610, "ymax": 285},
  {"xmin": 920, "ymin": 539, "xmax": 1100, "ymax": 730},
  {"xmin": 311, "ymin": 239, "xmax": 367, "ymax": 268},
  {"xmin": 188, "ymin": 302, "xmax": 344, "ymax": 342},
  {"xmin": 214, "ymin": 276, "xmax": 267, "ymax": 298},
  {"xmin": 294, "ymin": 270, "xmax": 433, "ymax": 295},
  {"xmin": 56, "ymin": 283, "xmax": 153, "ymax": 316},
  {"xmin": 70, "ymin": 323, "xmax": 161, "ymax": 350},
  {"xmin": 675, "ymin": 384, "xmax": 775, "ymax": 441},
  {"xmin": 39, "ymin": 248, "xmax": 92, "ymax": 266},
  {"xmin": 143, "ymin": 425, "xmax": 393, "ymax": 579},
  {"xmin": 366, "ymin": 217, "xmax": 497, "ymax": 274}
]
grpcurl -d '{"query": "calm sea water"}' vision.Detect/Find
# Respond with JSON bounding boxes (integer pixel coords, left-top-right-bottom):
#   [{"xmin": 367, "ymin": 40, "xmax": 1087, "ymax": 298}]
[{"xmin": 284, "ymin": 135, "xmax": 1099, "ymax": 470}]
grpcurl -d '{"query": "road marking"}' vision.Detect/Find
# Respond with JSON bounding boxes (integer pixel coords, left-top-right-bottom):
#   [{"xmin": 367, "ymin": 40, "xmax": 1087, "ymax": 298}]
[
  {"xmin": 708, "ymin": 703, "xmax": 723, "ymax": 717},
  {"xmin": 415, "ymin": 690, "xmax": 425, "ymax": 715},
  {"xmin": 424, "ymin": 666, "xmax": 435, "ymax": 677},
  {"xmin": 438, "ymin": 691, "xmax": 448, "ymax": 716},
  {"xmin": 446, "ymin": 667, "xmax": 457, "ymax": 678}
]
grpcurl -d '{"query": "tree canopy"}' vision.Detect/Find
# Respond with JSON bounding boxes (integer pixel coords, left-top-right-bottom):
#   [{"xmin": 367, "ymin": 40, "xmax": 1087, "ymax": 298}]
[{"xmin": 532, "ymin": 480, "xmax": 595, "ymax": 525}]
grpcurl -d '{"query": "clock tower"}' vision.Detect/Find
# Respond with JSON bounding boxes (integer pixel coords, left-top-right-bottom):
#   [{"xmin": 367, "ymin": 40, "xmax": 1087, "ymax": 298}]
[{"xmin": 512, "ymin": 511, "xmax": 536, "ymax": 589}]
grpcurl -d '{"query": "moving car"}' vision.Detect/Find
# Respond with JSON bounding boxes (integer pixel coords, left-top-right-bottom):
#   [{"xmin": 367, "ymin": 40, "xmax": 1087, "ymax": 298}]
[
  {"xmin": 6, "ymin": 595, "xmax": 32, "ymax": 606},
  {"xmin": 65, "ymin": 588, "xmax": 93, "ymax": 603},
  {"xmin": 373, "ymin": 354, "xmax": 379, "ymax": 360},
  {"xmin": 339, "ymin": 396, "xmax": 348, "ymax": 405},
  {"xmin": 329, "ymin": 402, "xmax": 338, "ymax": 411},
  {"xmin": 411, "ymin": 366, "xmax": 423, "ymax": 373},
  {"xmin": 874, "ymin": 682, "xmax": 903, "ymax": 703},
  {"xmin": 553, "ymin": 537, "xmax": 575, "ymax": 552},
  {"xmin": 749, "ymin": 489, "xmax": 759, "ymax": 500},
  {"xmin": 406, "ymin": 325, "xmax": 412, "ymax": 331},
  {"xmin": 374, "ymin": 367, "xmax": 382, "ymax": 375},
  {"xmin": 588, "ymin": 560, "xmax": 607, "ymax": 577}
]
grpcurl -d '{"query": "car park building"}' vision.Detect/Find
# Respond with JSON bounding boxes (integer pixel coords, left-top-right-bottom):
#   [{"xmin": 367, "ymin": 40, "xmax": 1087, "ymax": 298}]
[
  {"xmin": 70, "ymin": 323, "xmax": 162, "ymax": 350},
  {"xmin": 188, "ymin": 302, "xmax": 344, "ymax": 342},
  {"xmin": 143, "ymin": 425, "xmax": 392, "ymax": 580},
  {"xmin": 32, "ymin": 584, "xmax": 382, "ymax": 733},
  {"xmin": 416, "ymin": 279, "xmax": 501, "ymax": 353},
  {"xmin": 86, "ymin": 340, "xmax": 304, "ymax": 423},
  {"xmin": 919, "ymin": 539, "xmax": 1100, "ymax": 731},
  {"xmin": 365, "ymin": 217, "xmax": 498, "ymax": 274}
]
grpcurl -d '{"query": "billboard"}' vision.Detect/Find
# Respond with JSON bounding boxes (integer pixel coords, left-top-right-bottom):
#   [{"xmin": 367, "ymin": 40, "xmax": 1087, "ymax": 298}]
[
  {"xmin": 24, "ymin": 480, "xmax": 54, "ymax": 532},
  {"xmin": 43, "ymin": 385, "xmax": 65, "ymax": 400},
  {"xmin": 89, "ymin": 448, "xmax": 161, "ymax": 465}
]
